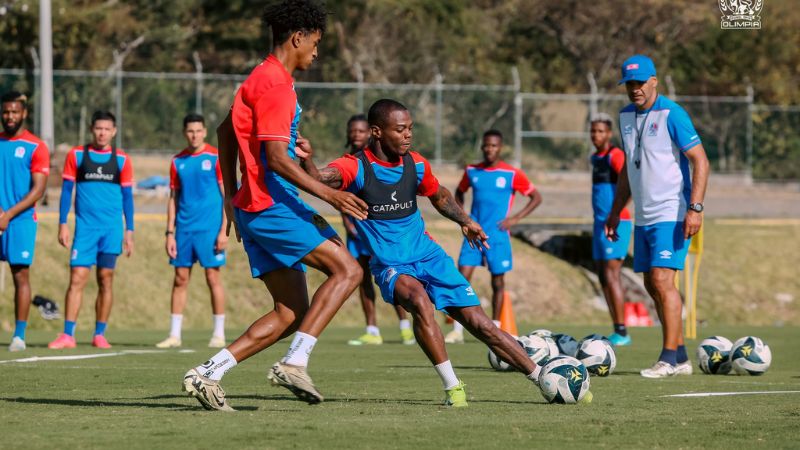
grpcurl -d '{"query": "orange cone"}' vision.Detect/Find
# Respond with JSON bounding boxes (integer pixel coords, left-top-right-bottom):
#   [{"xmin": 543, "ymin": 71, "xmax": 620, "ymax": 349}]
[
  {"xmin": 624, "ymin": 302, "xmax": 639, "ymax": 327},
  {"xmin": 498, "ymin": 291, "xmax": 518, "ymax": 336}
]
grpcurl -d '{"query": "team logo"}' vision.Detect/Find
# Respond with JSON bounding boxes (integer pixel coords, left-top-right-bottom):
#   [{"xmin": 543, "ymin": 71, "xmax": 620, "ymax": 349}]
[
  {"xmin": 625, "ymin": 63, "xmax": 639, "ymax": 71},
  {"xmin": 179, "ymin": 164, "xmax": 185, "ymax": 170},
  {"xmin": 384, "ymin": 267, "xmax": 398, "ymax": 283},
  {"xmin": 568, "ymin": 368, "xmax": 583, "ymax": 382},
  {"xmin": 311, "ymin": 214, "xmax": 329, "ymax": 231},
  {"xmin": 215, "ymin": 253, "xmax": 224, "ymax": 261},
  {"xmin": 21, "ymin": 251, "xmax": 30, "ymax": 259},
  {"xmin": 740, "ymin": 345, "xmax": 753, "ymax": 356},
  {"xmin": 623, "ymin": 124, "xmax": 633, "ymax": 135},
  {"xmin": 647, "ymin": 122, "xmax": 659, "ymax": 136},
  {"xmin": 501, "ymin": 260, "xmax": 510, "ymax": 268},
  {"xmin": 71, "ymin": 249, "xmax": 79, "ymax": 260},
  {"xmin": 605, "ymin": 247, "xmax": 613, "ymax": 254},
  {"xmin": 659, "ymin": 250, "xmax": 673, "ymax": 259},
  {"xmin": 472, "ymin": 177, "xmax": 478, "ymax": 183},
  {"xmin": 495, "ymin": 177, "xmax": 507, "ymax": 188},
  {"xmin": 202, "ymin": 160, "xmax": 212, "ymax": 171},
  {"xmin": 465, "ymin": 286, "xmax": 475, "ymax": 296},
  {"xmin": 719, "ymin": 0, "xmax": 763, "ymax": 29},
  {"xmin": 14, "ymin": 146, "xmax": 25, "ymax": 158}
]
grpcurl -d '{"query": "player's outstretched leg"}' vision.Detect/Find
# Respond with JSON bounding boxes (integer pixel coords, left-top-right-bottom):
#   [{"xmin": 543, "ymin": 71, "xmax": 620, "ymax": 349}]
[
  {"xmin": 268, "ymin": 238, "xmax": 362, "ymax": 404},
  {"xmin": 394, "ymin": 275, "xmax": 467, "ymax": 407}
]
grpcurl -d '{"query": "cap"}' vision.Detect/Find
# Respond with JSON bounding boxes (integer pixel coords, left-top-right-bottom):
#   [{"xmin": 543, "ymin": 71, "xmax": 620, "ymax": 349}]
[{"xmin": 619, "ymin": 55, "xmax": 657, "ymax": 85}]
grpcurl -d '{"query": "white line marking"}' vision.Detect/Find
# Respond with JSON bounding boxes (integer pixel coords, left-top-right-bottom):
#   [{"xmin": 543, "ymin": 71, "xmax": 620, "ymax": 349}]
[
  {"xmin": 663, "ymin": 390, "xmax": 800, "ymax": 398},
  {"xmin": 0, "ymin": 349, "xmax": 195, "ymax": 364}
]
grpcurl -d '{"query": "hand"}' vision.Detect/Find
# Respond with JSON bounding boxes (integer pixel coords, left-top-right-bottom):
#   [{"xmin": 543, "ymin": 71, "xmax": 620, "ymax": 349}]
[
  {"xmin": 123, "ymin": 230, "xmax": 134, "ymax": 257},
  {"xmin": 462, "ymin": 219, "xmax": 490, "ymax": 250},
  {"xmin": 215, "ymin": 231, "xmax": 229, "ymax": 252},
  {"xmin": 325, "ymin": 189, "xmax": 368, "ymax": 220},
  {"xmin": 166, "ymin": 234, "xmax": 177, "ymax": 259},
  {"xmin": 684, "ymin": 210, "xmax": 702, "ymax": 239},
  {"xmin": 498, "ymin": 216, "xmax": 520, "ymax": 231},
  {"xmin": 0, "ymin": 212, "xmax": 8, "ymax": 234},
  {"xmin": 604, "ymin": 214, "xmax": 620, "ymax": 242},
  {"xmin": 295, "ymin": 134, "xmax": 313, "ymax": 161},
  {"xmin": 224, "ymin": 196, "xmax": 241, "ymax": 242},
  {"xmin": 58, "ymin": 223, "xmax": 71, "ymax": 248}
]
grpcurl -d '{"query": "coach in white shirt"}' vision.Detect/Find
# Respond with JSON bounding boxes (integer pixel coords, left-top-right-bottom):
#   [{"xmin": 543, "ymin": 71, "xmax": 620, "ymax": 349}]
[{"xmin": 605, "ymin": 54, "xmax": 710, "ymax": 379}]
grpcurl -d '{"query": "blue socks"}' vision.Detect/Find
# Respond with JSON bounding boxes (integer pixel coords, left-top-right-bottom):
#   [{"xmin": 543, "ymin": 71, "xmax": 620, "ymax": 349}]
[
  {"xmin": 64, "ymin": 320, "xmax": 77, "ymax": 337},
  {"xmin": 658, "ymin": 348, "xmax": 678, "ymax": 366},
  {"xmin": 613, "ymin": 323, "xmax": 628, "ymax": 337},
  {"xmin": 13, "ymin": 320, "xmax": 27, "ymax": 340},
  {"xmin": 94, "ymin": 321, "xmax": 107, "ymax": 336},
  {"xmin": 676, "ymin": 345, "xmax": 688, "ymax": 364}
]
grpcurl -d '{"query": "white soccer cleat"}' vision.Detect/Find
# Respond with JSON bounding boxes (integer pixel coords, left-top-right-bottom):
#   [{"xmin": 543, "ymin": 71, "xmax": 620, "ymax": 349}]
[
  {"xmin": 208, "ymin": 336, "xmax": 226, "ymax": 348},
  {"xmin": 182, "ymin": 368, "xmax": 235, "ymax": 412},
  {"xmin": 674, "ymin": 360, "xmax": 693, "ymax": 376},
  {"xmin": 155, "ymin": 336, "xmax": 182, "ymax": 348},
  {"xmin": 444, "ymin": 330, "xmax": 464, "ymax": 344},
  {"xmin": 8, "ymin": 337, "xmax": 26, "ymax": 352},
  {"xmin": 268, "ymin": 362, "xmax": 324, "ymax": 404},
  {"xmin": 640, "ymin": 361, "xmax": 677, "ymax": 378}
]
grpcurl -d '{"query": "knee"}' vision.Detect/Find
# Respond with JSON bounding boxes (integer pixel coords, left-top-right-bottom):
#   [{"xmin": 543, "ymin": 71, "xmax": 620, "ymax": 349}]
[
  {"xmin": 11, "ymin": 267, "xmax": 29, "ymax": 285},
  {"xmin": 275, "ymin": 303, "xmax": 307, "ymax": 329},
  {"xmin": 97, "ymin": 271, "xmax": 114, "ymax": 290},
  {"xmin": 343, "ymin": 260, "xmax": 364, "ymax": 288},
  {"xmin": 490, "ymin": 276, "xmax": 504, "ymax": 292},
  {"xmin": 407, "ymin": 292, "xmax": 434, "ymax": 321},
  {"xmin": 603, "ymin": 266, "xmax": 620, "ymax": 285},
  {"xmin": 174, "ymin": 272, "xmax": 190, "ymax": 288},
  {"xmin": 204, "ymin": 270, "xmax": 220, "ymax": 288}
]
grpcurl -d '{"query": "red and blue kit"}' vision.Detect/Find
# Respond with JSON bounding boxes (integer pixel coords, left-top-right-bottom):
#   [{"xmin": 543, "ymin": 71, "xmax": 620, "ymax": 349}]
[
  {"xmin": 60, "ymin": 145, "xmax": 134, "ymax": 268},
  {"xmin": 456, "ymin": 161, "xmax": 534, "ymax": 275},
  {"xmin": 590, "ymin": 146, "xmax": 632, "ymax": 261},
  {"xmin": 0, "ymin": 130, "xmax": 49, "ymax": 266},
  {"xmin": 328, "ymin": 149, "xmax": 479, "ymax": 311},
  {"xmin": 230, "ymin": 54, "xmax": 335, "ymax": 277},
  {"xmin": 169, "ymin": 144, "xmax": 225, "ymax": 268}
]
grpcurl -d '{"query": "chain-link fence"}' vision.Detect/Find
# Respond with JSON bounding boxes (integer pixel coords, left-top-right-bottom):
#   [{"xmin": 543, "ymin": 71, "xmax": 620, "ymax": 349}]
[{"xmin": 2, "ymin": 67, "xmax": 798, "ymax": 179}]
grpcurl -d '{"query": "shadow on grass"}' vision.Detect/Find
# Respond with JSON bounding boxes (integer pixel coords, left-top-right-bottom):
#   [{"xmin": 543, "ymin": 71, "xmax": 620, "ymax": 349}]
[
  {"xmin": 0, "ymin": 396, "xmax": 258, "ymax": 411},
  {"xmin": 143, "ymin": 393, "xmax": 544, "ymax": 407}
]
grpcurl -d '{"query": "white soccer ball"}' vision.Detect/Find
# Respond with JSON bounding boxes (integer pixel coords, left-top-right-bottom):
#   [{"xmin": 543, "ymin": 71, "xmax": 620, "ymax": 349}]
[
  {"xmin": 543, "ymin": 336, "xmax": 560, "ymax": 359},
  {"xmin": 696, "ymin": 336, "xmax": 733, "ymax": 375},
  {"xmin": 488, "ymin": 344, "xmax": 515, "ymax": 371},
  {"xmin": 731, "ymin": 336, "xmax": 772, "ymax": 376},
  {"xmin": 529, "ymin": 329, "xmax": 553, "ymax": 338},
  {"xmin": 518, "ymin": 335, "xmax": 552, "ymax": 365},
  {"xmin": 576, "ymin": 338, "xmax": 616, "ymax": 376},
  {"xmin": 538, "ymin": 356, "xmax": 591, "ymax": 404}
]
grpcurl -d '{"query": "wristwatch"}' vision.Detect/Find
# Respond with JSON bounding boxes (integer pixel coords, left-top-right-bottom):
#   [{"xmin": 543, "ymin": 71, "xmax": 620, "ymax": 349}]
[
  {"xmin": 165, "ymin": 230, "xmax": 175, "ymax": 236},
  {"xmin": 688, "ymin": 203, "xmax": 704, "ymax": 213}
]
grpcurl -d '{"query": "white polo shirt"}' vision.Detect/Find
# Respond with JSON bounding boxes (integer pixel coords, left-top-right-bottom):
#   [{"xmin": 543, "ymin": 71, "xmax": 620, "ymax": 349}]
[{"xmin": 618, "ymin": 95, "xmax": 701, "ymax": 226}]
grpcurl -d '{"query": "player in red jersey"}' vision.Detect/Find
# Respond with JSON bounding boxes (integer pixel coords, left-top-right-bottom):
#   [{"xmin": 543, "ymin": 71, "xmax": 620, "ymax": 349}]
[{"xmin": 182, "ymin": 0, "xmax": 368, "ymax": 411}]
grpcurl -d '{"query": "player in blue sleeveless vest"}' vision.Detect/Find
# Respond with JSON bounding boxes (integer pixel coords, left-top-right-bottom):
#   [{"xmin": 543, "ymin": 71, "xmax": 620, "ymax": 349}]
[
  {"xmin": 606, "ymin": 55, "xmax": 710, "ymax": 378},
  {"xmin": 589, "ymin": 113, "xmax": 633, "ymax": 346},
  {"xmin": 49, "ymin": 111, "xmax": 135, "ymax": 350},
  {"xmin": 299, "ymin": 99, "xmax": 547, "ymax": 407},
  {"xmin": 342, "ymin": 114, "xmax": 414, "ymax": 347},
  {"xmin": 156, "ymin": 114, "xmax": 228, "ymax": 349},
  {"xmin": 0, "ymin": 91, "xmax": 50, "ymax": 352},
  {"xmin": 445, "ymin": 129, "xmax": 542, "ymax": 344}
]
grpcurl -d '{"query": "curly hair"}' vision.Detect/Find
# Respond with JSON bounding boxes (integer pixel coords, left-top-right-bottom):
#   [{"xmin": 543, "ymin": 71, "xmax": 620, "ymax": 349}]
[{"xmin": 262, "ymin": 0, "xmax": 328, "ymax": 45}]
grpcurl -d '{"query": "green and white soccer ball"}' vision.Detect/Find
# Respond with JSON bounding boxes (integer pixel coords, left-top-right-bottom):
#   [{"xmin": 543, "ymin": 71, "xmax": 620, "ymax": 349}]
[
  {"xmin": 518, "ymin": 334, "xmax": 552, "ymax": 365},
  {"xmin": 543, "ymin": 335, "xmax": 560, "ymax": 359},
  {"xmin": 731, "ymin": 336, "xmax": 772, "ymax": 376},
  {"xmin": 538, "ymin": 356, "xmax": 591, "ymax": 404},
  {"xmin": 528, "ymin": 329, "xmax": 553, "ymax": 338},
  {"xmin": 696, "ymin": 336, "xmax": 733, "ymax": 375},
  {"xmin": 576, "ymin": 338, "xmax": 616, "ymax": 376},
  {"xmin": 488, "ymin": 339, "xmax": 520, "ymax": 372}
]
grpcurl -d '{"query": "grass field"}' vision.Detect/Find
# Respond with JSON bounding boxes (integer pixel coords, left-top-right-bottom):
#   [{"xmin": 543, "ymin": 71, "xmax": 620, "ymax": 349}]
[{"xmin": 2, "ymin": 325, "xmax": 798, "ymax": 449}]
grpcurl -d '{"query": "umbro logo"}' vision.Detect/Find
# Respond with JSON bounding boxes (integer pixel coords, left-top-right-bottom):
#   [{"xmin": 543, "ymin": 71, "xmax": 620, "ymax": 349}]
[{"xmin": 659, "ymin": 250, "xmax": 673, "ymax": 259}]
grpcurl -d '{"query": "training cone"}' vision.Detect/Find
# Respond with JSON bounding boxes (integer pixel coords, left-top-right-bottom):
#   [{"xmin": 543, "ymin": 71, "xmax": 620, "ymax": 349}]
[
  {"xmin": 634, "ymin": 302, "xmax": 653, "ymax": 327},
  {"xmin": 498, "ymin": 292, "xmax": 518, "ymax": 336},
  {"xmin": 624, "ymin": 302, "xmax": 639, "ymax": 327}
]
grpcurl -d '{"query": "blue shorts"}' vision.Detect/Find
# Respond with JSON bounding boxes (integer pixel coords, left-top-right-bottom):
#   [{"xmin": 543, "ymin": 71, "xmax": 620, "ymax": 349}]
[
  {"xmin": 71, "ymin": 225, "xmax": 122, "ymax": 268},
  {"xmin": 0, "ymin": 217, "xmax": 37, "ymax": 266},
  {"xmin": 633, "ymin": 221, "xmax": 689, "ymax": 273},
  {"xmin": 347, "ymin": 235, "xmax": 370, "ymax": 259},
  {"xmin": 171, "ymin": 229, "xmax": 226, "ymax": 268},
  {"xmin": 593, "ymin": 219, "xmax": 632, "ymax": 260},
  {"xmin": 236, "ymin": 201, "xmax": 337, "ymax": 278},
  {"xmin": 374, "ymin": 247, "xmax": 480, "ymax": 311},
  {"xmin": 458, "ymin": 232, "xmax": 512, "ymax": 275}
]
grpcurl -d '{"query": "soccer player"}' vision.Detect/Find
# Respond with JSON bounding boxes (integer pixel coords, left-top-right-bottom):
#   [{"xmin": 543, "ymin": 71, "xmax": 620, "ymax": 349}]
[
  {"xmin": 0, "ymin": 91, "xmax": 50, "ymax": 352},
  {"xmin": 156, "ymin": 114, "xmax": 227, "ymax": 349},
  {"xmin": 444, "ymin": 130, "xmax": 542, "ymax": 344},
  {"xmin": 300, "ymin": 99, "xmax": 543, "ymax": 407},
  {"xmin": 182, "ymin": 0, "xmax": 367, "ymax": 412},
  {"xmin": 589, "ymin": 113, "xmax": 633, "ymax": 346},
  {"xmin": 343, "ymin": 114, "xmax": 414, "ymax": 346},
  {"xmin": 48, "ymin": 110, "xmax": 135, "ymax": 349},
  {"xmin": 606, "ymin": 55, "xmax": 709, "ymax": 378}
]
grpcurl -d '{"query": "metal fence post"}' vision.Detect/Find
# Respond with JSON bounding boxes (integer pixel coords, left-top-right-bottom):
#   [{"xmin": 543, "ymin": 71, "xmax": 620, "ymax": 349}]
[
  {"xmin": 587, "ymin": 72, "xmax": 598, "ymax": 121},
  {"xmin": 434, "ymin": 73, "xmax": 443, "ymax": 165},
  {"xmin": 193, "ymin": 52, "xmax": 203, "ymax": 115},
  {"xmin": 30, "ymin": 47, "xmax": 41, "ymax": 136},
  {"xmin": 111, "ymin": 50, "xmax": 124, "ymax": 149},
  {"xmin": 512, "ymin": 67, "xmax": 522, "ymax": 167},
  {"xmin": 746, "ymin": 84, "xmax": 754, "ymax": 183},
  {"xmin": 355, "ymin": 62, "xmax": 364, "ymax": 113}
]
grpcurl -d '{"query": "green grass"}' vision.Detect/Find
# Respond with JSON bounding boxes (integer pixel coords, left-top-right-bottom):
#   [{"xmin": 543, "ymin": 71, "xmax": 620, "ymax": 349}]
[{"xmin": 2, "ymin": 325, "xmax": 798, "ymax": 449}]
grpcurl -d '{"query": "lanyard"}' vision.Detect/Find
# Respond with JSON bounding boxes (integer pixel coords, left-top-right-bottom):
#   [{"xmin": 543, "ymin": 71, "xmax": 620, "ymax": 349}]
[{"xmin": 633, "ymin": 95, "xmax": 657, "ymax": 170}]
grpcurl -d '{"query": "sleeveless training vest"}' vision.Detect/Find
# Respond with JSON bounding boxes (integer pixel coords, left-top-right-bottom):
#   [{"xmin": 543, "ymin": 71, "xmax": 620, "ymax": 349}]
[
  {"xmin": 356, "ymin": 151, "xmax": 417, "ymax": 220},
  {"xmin": 591, "ymin": 149, "xmax": 619, "ymax": 185},
  {"xmin": 77, "ymin": 145, "xmax": 121, "ymax": 184}
]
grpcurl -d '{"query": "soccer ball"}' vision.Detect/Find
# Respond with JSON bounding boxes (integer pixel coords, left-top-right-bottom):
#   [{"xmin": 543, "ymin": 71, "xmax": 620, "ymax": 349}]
[
  {"xmin": 488, "ymin": 339, "xmax": 520, "ymax": 372},
  {"xmin": 518, "ymin": 335, "xmax": 552, "ymax": 364},
  {"xmin": 552, "ymin": 333, "xmax": 579, "ymax": 357},
  {"xmin": 528, "ymin": 329, "xmax": 553, "ymax": 338},
  {"xmin": 543, "ymin": 335, "xmax": 560, "ymax": 359},
  {"xmin": 580, "ymin": 333, "xmax": 610, "ymax": 346},
  {"xmin": 731, "ymin": 336, "xmax": 772, "ymax": 376},
  {"xmin": 696, "ymin": 336, "xmax": 733, "ymax": 375},
  {"xmin": 538, "ymin": 356, "xmax": 591, "ymax": 404},
  {"xmin": 576, "ymin": 338, "xmax": 616, "ymax": 376}
]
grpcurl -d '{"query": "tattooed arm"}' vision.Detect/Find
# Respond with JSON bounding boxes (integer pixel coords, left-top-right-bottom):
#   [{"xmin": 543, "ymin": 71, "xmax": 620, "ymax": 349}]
[{"xmin": 429, "ymin": 185, "xmax": 489, "ymax": 249}]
